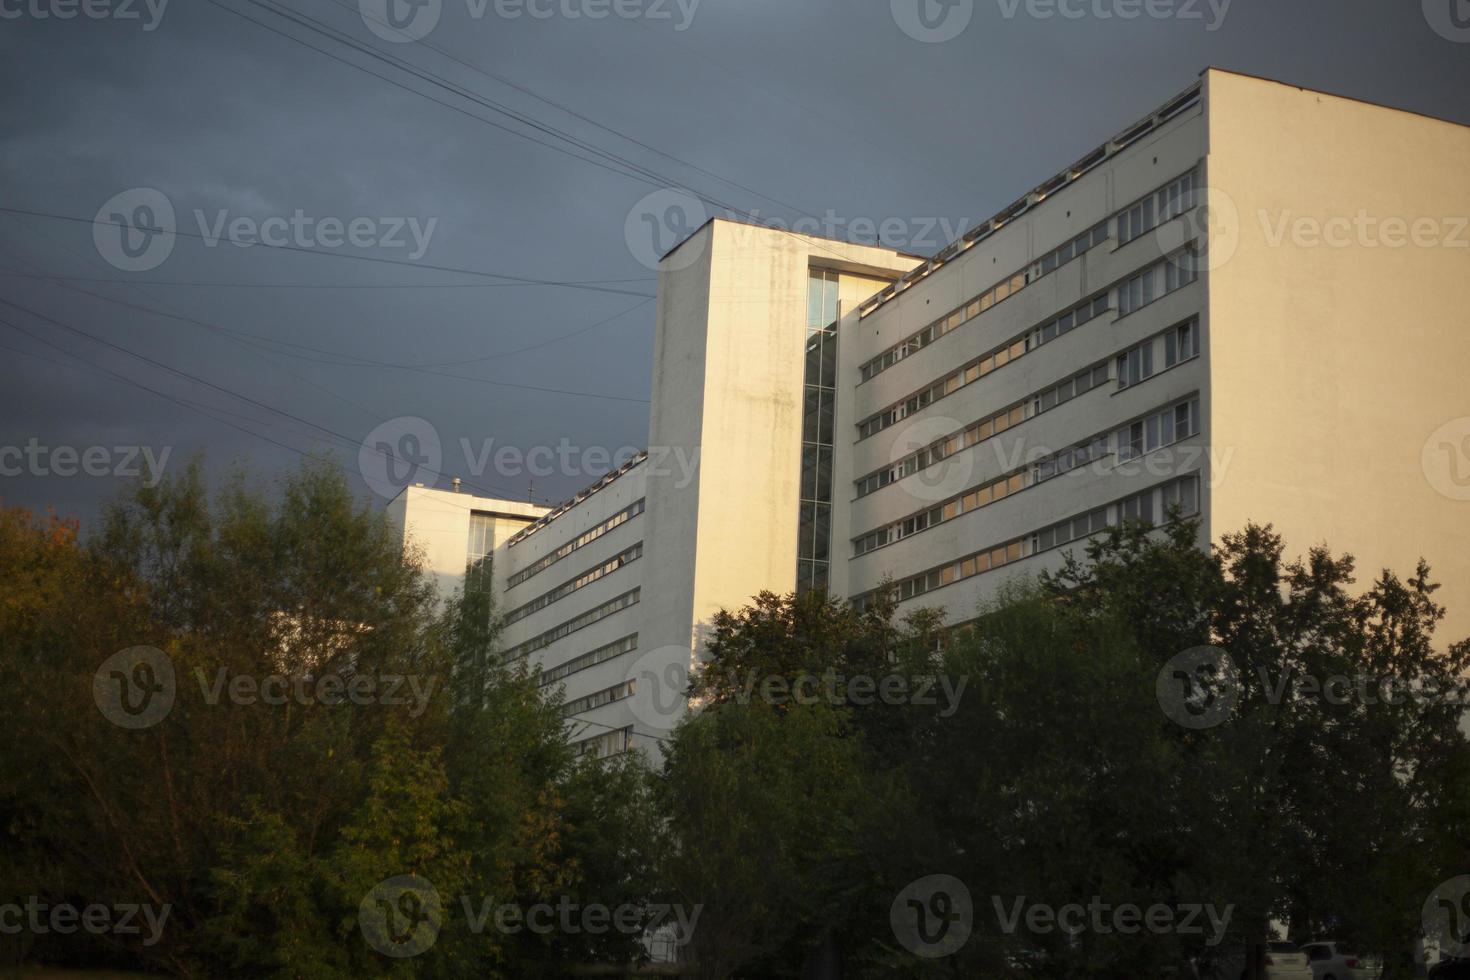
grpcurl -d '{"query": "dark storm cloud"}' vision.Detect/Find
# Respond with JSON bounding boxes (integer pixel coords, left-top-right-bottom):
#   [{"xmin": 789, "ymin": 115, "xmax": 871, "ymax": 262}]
[{"xmin": 1, "ymin": 0, "xmax": 1467, "ymax": 524}]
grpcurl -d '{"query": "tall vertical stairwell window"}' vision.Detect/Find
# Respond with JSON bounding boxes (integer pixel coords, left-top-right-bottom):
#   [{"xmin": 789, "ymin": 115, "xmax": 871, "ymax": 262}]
[{"xmin": 797, "ymin": 269, "xmax": 839, "ymax": 593}]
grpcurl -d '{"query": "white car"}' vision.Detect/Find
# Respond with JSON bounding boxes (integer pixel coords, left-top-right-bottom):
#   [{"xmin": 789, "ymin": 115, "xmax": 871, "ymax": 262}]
[
  {"xmin": 1200, "ymin": 941, "xmax": 1314, "ymax": 980},
  {"xmin": 1299, "ymin": 941, "xmax": 1383, "ymax": 980}
]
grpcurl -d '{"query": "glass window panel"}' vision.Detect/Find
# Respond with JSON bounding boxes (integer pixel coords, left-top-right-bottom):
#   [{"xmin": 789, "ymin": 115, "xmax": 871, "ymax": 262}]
[
  {"xmin": 800, "ymin": 446, "xmax": 819, "ymax": 501},
  {"xmin": 802, "ymin": 388, "xmax": 821, "ymax": 442},
  {"xmin": 813, "ymin": 505, "xmax": 831, "ymax": 561}
]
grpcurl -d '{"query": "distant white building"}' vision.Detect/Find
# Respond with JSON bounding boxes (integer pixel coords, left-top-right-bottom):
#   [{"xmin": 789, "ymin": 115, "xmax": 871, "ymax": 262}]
[{"xmin": 390, "ymin": 68, "xmax": 1470, "ymax": 758}]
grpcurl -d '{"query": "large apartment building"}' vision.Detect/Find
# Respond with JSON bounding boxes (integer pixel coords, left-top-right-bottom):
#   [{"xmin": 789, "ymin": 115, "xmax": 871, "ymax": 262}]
[{"xmin": 390, "ymin": 68, "xmax": 1470, "ymax": 758}]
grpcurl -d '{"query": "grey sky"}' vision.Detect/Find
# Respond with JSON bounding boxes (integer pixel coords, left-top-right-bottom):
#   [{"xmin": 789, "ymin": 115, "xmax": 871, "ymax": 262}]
[{"xmin": 1, "ymin": 0, "xmax": 1466, "ymax": 525}]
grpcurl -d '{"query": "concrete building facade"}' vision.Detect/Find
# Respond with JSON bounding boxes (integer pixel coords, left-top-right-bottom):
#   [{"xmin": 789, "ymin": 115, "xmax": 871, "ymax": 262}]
[{"xmin": 390, "ymin": 68, "xmax": 1470, "ymax": 757}]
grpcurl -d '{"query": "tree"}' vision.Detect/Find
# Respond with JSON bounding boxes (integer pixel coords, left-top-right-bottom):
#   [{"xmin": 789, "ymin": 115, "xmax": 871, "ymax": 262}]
[{"xmin": 0, "ymin": 457, "xmax": 665, "ymax": 978}]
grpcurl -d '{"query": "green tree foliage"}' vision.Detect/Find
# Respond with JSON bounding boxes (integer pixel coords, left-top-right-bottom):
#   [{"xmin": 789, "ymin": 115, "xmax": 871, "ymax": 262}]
[
  {"xmin": 658, "ymin": 519, "xmax": 1470, "ymax": 979},
  {"xmin": 0, "ymin": 458, "xmax": 663, "ymax": 978}
]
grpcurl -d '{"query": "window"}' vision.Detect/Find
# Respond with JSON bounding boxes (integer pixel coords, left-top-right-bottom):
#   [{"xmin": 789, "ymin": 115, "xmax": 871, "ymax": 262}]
[
  {"xmin": 857, "ymin": 223, "xmax": 1108, "ymax": 383},
  {"xmin": 508, "ymin": 500, "xmax": 645, "ymax": 588},
  {"xmin": 571, "ymin": 726, "xmax": 633, "ymax": 759},
  {"xmin": 540, "ymin": 635, "xmax": 637, "ymax": 687},
  {"xmin": 1116, "ymin": 398, "xmax": 1199, "ymax": 461},
  {"xmin": 1118, "ymin": 196, "xmax": 1154, "ymax": 244},
  {"xmin": 506, "ymin": 589, "xmax": 640, "ymax": 660},
  {"xmin": 505, "ymin": 543, "xmax": 642, "ymax": 625},
  {"xmin": 1119, "ymin": 170, "xmax": 1197, "ymax": 244},
  {"xmin": 1164, "ymin": 255, "xmax": 1198, "ymax": 292},
  {"xmin": 1164, "ymin": 319, "xmax": 1199, "ymax": 366},
  {"xmin": 467, "ymin": 513, "xmax": 496, "ymax": 592},
  {"xmin": 1162, "ymin": 475, "xmax": 1200, "ymax": 517},
  {"xmin": 1117, "ymin": 342, "xmax": 1155, "ymax": 389},
  {"xmin": 1120, "ymin": 490, "xmax": 1155, "ymax": 524},
  {"xmin": 1117, "ymin": 268, "xmax": 1156, "ymax": 316},
  {"xmin": 562, "ymin": 680, "xmax": 637, "ymax": 718},
  {"xmin": 1157, "ymin": 171, "xmax": 1196, "ymax": 223}
]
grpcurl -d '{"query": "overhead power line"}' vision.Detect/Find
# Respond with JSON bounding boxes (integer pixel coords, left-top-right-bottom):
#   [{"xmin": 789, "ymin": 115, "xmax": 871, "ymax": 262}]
[
  {"xmin": 210, "ymin": 0, "xmax": 900, "ymax": 268},
  {"xmin": 0, "ymin": 205, "xmax": 657, "ymax": 300},
  {"xmin": 0, "ymin": 295, "xmax": 535, "ymax": 501},
  {"xmin": 40, "ymin": 281, "xmax": 652, "ymax": 403}
]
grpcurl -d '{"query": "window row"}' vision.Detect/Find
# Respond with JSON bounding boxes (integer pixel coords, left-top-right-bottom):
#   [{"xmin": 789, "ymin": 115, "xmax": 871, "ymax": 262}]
[
  {"xmin": 1117, "ymin": 317, "xmax": 1199, "ymax": 391},
  {"xmin": 1117, "ymin": 398, "xmax": 1200, "ymax": 461},
  {"xmin": 1032, "ymin": 474, "xmax": 1200, "ymax": 553},
  {"xmin": 854, "ymin": 467, "xmax": 1029, "ymax": 557},
  {"xmin": 1117, "ymin": 250, "xmax": 1198, "ymax": 317},
  {"xmin": 506, "ymin": 589, "xmax": 640, "ymax": 660},
  {"xmin": 858, "ymin": 474, "xmax": 1203, "ymax": 607},
  {"xmin": 859, "ymin": 168, "xmax": 1199, "ymax": 385},
  {"xmin": 570, "ymin": 725, "xmax": 633, "ymax": 760},
  {"xmin": 505, "ymin": 543, "xmax": 643, "ymax": 625},
  {"xmin": 1032, "ymin": 435, "xmax": 1111, "ymax": 485},
  {"xmin": 539, "ymin": 634, "xmax": 638, "ymax": 688},
  {"xmin": 855, "ymin": 348, "xmax": 1109, "ymax": 498},
  {"xmin": 1117, "ymin": 170, "xmax": 1197, "ymax": 245},
  {"xmin": 852, "ymin": 393, "xmax": 1197, "ymax": 557},
  {"xmin": 858, "ymin": 221, "xmax": 1109, "ymax": 382},
  {"xmin": 507, "ymin": 499, "xmax": 645, "ymax": 589},
  {"xmin": 562, "ymin": 679, "xmax": 637, "ymax": 718},
  {"xmin": 857, "ymin": 291, "xmax": 1110, "ymax": 440}
]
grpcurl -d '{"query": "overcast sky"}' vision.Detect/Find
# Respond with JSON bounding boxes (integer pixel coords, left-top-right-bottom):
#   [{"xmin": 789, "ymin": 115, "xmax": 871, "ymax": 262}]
[{"xmin": 2, "ymin": 0, "xmax": 1467, "ymax": 525}]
